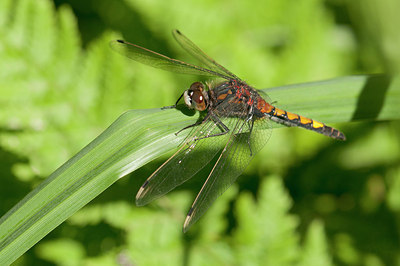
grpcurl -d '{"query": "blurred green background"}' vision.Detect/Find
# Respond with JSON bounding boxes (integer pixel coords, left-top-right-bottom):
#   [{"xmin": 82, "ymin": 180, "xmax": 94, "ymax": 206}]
[{"xmin": 1, "ymin": 0, "xmax": 399, "ymax": 265}]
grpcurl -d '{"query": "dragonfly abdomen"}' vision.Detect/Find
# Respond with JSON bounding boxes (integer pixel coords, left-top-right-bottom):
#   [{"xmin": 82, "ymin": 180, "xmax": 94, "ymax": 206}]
[{"xmin": 257, "ymin": 101, "xmax": 345, "ymax": 140}]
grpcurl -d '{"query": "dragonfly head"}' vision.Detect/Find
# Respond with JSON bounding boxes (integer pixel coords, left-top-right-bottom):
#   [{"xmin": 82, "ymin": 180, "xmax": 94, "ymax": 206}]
[{"xmin": 184, "ymin": 82, "xmax": 208, "ymax": 111}]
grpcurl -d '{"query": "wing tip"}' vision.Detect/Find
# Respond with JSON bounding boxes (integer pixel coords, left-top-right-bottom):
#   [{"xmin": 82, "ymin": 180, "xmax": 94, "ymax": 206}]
[
  {"xmin": 135, "ymin": 187, "xmax": 146, "ymax": 206},
  {"xmin": 182, "ymin": 218, "xmax": 190, "ymax": 233},
  {"xmin": 182, "ymin": 207, "xmax": 195, "ymax": 233}
]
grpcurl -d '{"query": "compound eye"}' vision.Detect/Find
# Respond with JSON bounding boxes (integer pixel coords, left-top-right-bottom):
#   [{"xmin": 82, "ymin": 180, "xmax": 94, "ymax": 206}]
[
  {"xmin": 185, "ymin": 82, "xmax": 206, "ymax": 111},
  {"xmin": 192, "ymin": 91, "xmax": 206, "ymax": 111},
  {"xmin": 192, "ymin": 91, "xmax": 204, "ymax": 104},
  {"xmin": 189, "ymin": 82, "xmax": 204, "ymax": 91}
]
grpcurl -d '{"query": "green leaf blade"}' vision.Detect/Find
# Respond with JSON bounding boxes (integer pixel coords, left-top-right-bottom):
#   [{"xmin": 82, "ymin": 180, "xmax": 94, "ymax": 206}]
[
  {"xmin": 0, "ymin": 109, "xmax": 192, "ymax": 264},
  {"xmin": 0, "ymin": 74, "xmax": 399, "ymax": 264}
]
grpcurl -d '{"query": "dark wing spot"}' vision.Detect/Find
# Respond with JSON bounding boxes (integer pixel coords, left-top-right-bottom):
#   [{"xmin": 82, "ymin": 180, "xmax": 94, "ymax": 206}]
[
  {"xmin": 141, "ymin": 180, "xmax": 149, "ymax": 188},
  {"xmin": 187, "ymin": 207, "xmax": 194, "ymax": 217}
]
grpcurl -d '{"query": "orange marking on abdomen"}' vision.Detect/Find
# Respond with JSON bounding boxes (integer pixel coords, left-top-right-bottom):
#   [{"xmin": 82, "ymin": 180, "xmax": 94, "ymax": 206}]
[
  {"xmin": 312, "ymin": 120, "xmax": 324, "ymax": 128},
  {"xmin": 274, "ymin": 108, "xmax": 286, "ymax": 117},
  {"xmin": 257, "ymin": 99, "xmax": 274, "ymax": 113},
  {"xmin": 299, "ymin": 116, "xmax": 312, "ymax": 124},
  {"xmin": 286, "ymin": 111, "xmax": 299, "ymax": 120}
]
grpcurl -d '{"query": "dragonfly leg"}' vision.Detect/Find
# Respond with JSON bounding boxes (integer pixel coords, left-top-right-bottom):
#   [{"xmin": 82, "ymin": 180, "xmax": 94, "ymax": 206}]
[
  {"xmin": 161, "ymin": 92, "xmax": 185, "ymax": 110},
  {"xmin": 195, "ymin": 113, "xmax": 230, "ymax": 140},
  {"xmin": 176, "ymin": 111, "xmax": 230, "ymax": 140},
  {"xmin": 175, "ymin": 119, "xmax": 203, "ymax": 135},
  {"xmin": 174, "ymin": 111, "xmax": 213, "ymax": 135}
]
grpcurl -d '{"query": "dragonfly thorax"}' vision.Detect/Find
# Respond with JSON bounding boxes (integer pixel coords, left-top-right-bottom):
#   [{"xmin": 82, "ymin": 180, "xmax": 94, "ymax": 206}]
[{"xmin": 183, "ymin": 82, "xmax": 209, "ymax": 111}]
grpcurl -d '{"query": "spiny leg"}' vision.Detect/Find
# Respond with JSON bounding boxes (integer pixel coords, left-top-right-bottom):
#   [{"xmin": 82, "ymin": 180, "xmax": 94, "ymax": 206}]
[
  {"xmin": 194, "ymin": 113, "xmax": 230, "ymax": 140},
  {"xmin": 174, "ymin": 111, "xmax": 230, "ymax": 140},
  {"xmin": 174, "ymin": 111, "xmax": 212, "ymax": 136},
  {"xmin": 161, "ymin": 92, "xmax": 185, "ymax": 110}
]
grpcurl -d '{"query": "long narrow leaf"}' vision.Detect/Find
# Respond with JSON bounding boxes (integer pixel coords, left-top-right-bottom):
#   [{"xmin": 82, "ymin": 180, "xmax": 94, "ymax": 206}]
[{"xmin": 0, "ymin": 74, "xmax": 399, "ymax": 264}]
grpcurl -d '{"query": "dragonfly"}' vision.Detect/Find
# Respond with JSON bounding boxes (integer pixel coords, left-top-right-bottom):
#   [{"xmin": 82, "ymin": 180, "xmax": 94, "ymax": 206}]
[{"xmin": 110, "ymin": 30, "xmax": 346, "ymax": 232}]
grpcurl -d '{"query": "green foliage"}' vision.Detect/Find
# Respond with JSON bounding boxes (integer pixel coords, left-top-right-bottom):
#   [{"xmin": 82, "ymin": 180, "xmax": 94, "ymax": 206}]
[
  {"xmin": 233, "ymin": 176, "xmax": 300, "ymax": 265},
  {"xmin": 299, "ymin": 220, "xmax": 332, "ymax": 266},
  {"xmin": 0, "ymin": 0, "xmax": 399, "ymax": 265}
]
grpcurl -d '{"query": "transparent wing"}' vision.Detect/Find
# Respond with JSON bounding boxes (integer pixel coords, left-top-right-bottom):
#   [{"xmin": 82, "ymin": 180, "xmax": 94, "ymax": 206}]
[
  {"xmin": 183, "ymin": 116, "xmax": 272, "ymax": 232},
  {"xmin": 135, "ymin": 114, "xmax": 238, "ymax": 206},
  {"xmin": 135, "ymin": 88, "xmax": 257, "ymax": 206},
  {"xmin": 110, "ymin": 39, "xmax": 228, "ymax": 78},
  {"xmin": 257, "ymin": 88, "xmax": 272, "ymax": 104},
  {"xmin": 172, "ymin": 30, "xmax": 241, "ymax": 80}
]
